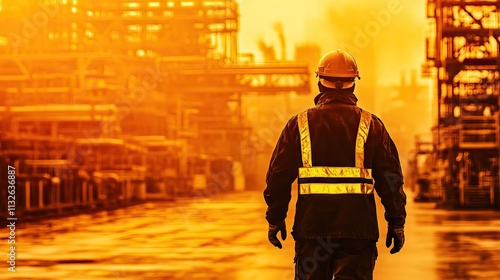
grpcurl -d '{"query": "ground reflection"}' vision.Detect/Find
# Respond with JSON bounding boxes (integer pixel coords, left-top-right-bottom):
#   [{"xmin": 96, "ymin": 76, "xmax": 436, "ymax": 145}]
[
  {"xmin": 1, "ymin": 191, "xmax": 499, "ymax": 279},
  {"xmin": 435, "ymin": 213, "xmax": 500, "ymax": 280}
]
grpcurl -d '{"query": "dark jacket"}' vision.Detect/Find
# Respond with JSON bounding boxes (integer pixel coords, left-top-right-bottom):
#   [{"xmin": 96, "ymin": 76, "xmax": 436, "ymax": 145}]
[{"xmin": 263, "ymin": 88, "xmax": 407, "ymax": 240}]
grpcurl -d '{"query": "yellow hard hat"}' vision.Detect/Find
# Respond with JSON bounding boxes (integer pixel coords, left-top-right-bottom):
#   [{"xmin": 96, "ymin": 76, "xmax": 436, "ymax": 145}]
[{"xmin": 315, "ymin": 49, "xmax": 360, "ymax": 79}]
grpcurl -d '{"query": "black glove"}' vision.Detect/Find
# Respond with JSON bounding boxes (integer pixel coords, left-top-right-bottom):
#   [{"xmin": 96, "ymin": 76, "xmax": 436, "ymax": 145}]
[
  {"xmin": 386, "ymin": 225, "xmax": 405, "ymax": 254},
  {"xmin": 268, "ymin": 221, "xmax": 287, "ymax": 249}
]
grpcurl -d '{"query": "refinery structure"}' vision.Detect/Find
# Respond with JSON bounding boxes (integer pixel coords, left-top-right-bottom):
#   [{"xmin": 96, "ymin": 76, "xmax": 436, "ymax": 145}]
[
  {"xmin": 0, "ymin": 0, "xmax": 310, "ymax": 216},
  {"xmin": 413, "ymin": 0, "xmax": 500, "ymax": 207},
  {"xmin": 1, "ymin": 0, "xmax": 500, "ymax": 216}
]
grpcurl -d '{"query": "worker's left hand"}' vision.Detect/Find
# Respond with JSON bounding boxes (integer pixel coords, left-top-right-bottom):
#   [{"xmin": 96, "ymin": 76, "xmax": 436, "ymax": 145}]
[
  {"xmin": 386, "ymin": 225, "xmax": 405, "ymax": 254},
  {"xmin": 268, "ymin": 221, "xmax": 287, "ymax": 249}
]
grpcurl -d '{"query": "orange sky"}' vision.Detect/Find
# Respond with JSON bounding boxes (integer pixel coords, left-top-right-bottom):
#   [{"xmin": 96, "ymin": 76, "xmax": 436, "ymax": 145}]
[
  {"xmin": 238, "ymin": 0, "xmax": 428, "ymax": 86},
  {"xmin": 238, "ymin": 0, "xmax": 435, "ymax": 166}
]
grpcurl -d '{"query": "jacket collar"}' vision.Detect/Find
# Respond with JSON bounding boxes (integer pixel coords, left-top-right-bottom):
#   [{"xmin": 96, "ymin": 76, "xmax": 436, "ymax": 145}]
[{"xmin": 314, "ymin": 88, "xmax": 358, "ymax": 106}]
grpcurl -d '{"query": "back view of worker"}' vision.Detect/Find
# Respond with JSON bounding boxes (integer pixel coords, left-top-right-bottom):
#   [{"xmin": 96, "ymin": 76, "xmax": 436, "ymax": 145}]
[{"xmin": 264, "ymin": 49, "xmax": 407, "ymax": 279}]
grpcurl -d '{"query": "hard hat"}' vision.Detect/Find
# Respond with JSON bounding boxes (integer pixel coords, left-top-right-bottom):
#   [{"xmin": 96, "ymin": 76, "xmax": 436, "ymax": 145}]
[{"xmin": 315, "ymin": 49, "xmax": 360, "ymax": 79}]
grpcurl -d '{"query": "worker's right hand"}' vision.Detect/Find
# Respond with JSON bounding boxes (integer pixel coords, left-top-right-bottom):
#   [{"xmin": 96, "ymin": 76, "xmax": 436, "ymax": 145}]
[
  {"xmin": 268, "ymin": 221, "xmax": 286, "ymax": 249},
  {"xmin": 386, "ymin": 225, "xmax": 405, "ymax": 254}
]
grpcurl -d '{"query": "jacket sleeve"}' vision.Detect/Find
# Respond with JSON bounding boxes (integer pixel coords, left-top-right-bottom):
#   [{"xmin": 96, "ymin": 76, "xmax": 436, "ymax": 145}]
[
  {"xmin": 372, "ymin": 122, "xmax": 407, "ymax": 227},
  {"xmin": 263, "ymin": 120, "xmax": 298, "ymax": 225}
]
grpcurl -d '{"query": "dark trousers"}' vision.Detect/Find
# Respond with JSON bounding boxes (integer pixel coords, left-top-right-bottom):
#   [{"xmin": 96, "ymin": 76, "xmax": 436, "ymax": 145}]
[{"xmin": 294, "ymin": 237, "xmax": 377, "ymax": 280}]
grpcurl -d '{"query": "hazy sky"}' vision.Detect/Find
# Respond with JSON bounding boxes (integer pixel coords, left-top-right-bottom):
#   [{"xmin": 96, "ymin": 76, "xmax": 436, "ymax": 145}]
[
  {"xmin": 238, "ymin": 0, "xmax": 427, "ymax": 86},
  {"xmin": 238, "ymin": 0, "xmax": 433, "ymax": 162}
]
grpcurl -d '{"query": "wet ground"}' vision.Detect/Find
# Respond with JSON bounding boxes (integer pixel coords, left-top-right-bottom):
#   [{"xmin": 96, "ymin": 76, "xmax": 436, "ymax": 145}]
[{"xmin": 2, "ymin": 190, "xmax": 500, "ymax": 279}]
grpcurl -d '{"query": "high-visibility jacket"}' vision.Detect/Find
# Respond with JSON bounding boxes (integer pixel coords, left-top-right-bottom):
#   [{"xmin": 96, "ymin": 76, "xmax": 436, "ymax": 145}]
[
  {"xmin": 264, "ymin": 89, "xmax": 407, "ymax": 240},
  {"xmin": 297, "ymin": 108, "xmax": 374, "ymax": 195}
]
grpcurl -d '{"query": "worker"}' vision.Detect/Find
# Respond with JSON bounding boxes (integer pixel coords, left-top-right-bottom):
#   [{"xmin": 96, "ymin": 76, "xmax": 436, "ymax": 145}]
[{"xmin": 264, "ymin": 49, "xmax": 407, "ymax": 279}]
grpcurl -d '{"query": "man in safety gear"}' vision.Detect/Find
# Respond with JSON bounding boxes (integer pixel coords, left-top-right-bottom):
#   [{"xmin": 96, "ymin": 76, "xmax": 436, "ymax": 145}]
[{"xmin": 264, "ymin": 49, "xmax": 406, "ymax": 279}]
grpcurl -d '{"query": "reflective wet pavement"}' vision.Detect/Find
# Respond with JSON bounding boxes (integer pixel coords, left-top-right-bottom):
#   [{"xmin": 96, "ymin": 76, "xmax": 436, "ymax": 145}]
[{"xmin": 2, "ymin": 190, "xmax": 500, "ymax": 279}]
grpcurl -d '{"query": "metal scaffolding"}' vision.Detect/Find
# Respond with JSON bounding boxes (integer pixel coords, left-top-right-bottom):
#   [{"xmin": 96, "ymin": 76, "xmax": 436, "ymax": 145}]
[
  {"xmin": 0, "ymin": 0, "xmax": 311, "ymax": 216},
  {"xmin": 423, "ymin": 0, "xmax": 500, "ymax": 207}
]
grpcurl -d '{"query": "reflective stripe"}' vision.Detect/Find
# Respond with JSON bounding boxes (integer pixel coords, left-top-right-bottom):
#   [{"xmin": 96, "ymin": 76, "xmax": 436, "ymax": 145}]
[
  {"xmin": 299, "ymin": 183, "xmax": 374, "ymax": 195},
  {"xmin": 299, "ymin": 177, "xmax": 374, "ymax": 185},
  {"xmin": 297, "ymin": 110, "xmax": 312, "ymax": 168},
  {"xmin": 355, "ymin": 110, "xmax": 372, "ymax": 168},
  {"xmin": 299, "ymin": 167, "xmax": 372, "ymax": 179}
]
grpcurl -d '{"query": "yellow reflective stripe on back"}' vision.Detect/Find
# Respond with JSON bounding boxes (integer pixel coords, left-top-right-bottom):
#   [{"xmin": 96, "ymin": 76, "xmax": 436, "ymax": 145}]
[
  {"xmin": 299, "ymin": 183, "xmax": 374, "ymax": 195},
  {"xmin": 297, "ymin": 110, "xmax": 312, "ymax": 168},
  {"xmin": 298, "ymin": 167, "xmax": 372, "ymax": 179},
  {"xmin": 355, "ymin": 110, "xmax": 372, "ymax": 168}
]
